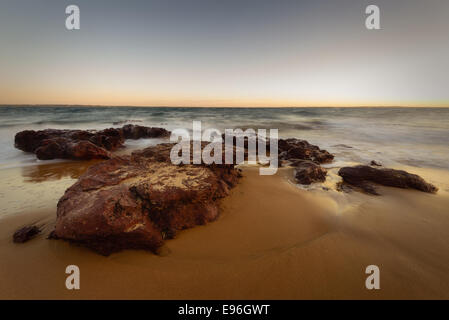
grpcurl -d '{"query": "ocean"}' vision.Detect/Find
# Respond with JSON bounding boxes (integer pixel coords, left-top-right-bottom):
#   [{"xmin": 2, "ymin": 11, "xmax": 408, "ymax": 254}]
[{"xmin": 1, "ymin": 106, "xmax": 448, "ymax": 171}]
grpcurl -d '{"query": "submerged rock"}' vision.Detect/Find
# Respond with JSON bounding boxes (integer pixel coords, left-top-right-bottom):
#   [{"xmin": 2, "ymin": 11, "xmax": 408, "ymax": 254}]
[
  {"xmin": 51, "ymin": 143, "xmax": 240, "ymax": 255},
  {"xmin": 112, "ymin": 119, "xmax": 143, "ymax": 125},
  {"xmin": 338, "ymin": 165, "xmax": 438, "ymax": 195},
  {"xmin": 121, "ymin": 124, "xmax": 170, "ymax": 140},
  {"xmin": 291, "ymin": 160, "xmax": 327, "ymax": 185},
  {"xmin": 14, "ymin": 125, "xmax": 170, "ymax": 161},
  {"xmin": 332, "ymin": 144, "xmax": 353, "ymax": 149},
  {"xmin": 13, "ymin": 225, "xmax": 41, "ymax": 243}
]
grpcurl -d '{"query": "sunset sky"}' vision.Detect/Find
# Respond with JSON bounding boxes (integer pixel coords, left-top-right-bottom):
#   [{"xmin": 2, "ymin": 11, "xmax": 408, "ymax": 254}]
[{"xmin": 0, "ymin": 0, "xmax": 448, "ymax": 107}]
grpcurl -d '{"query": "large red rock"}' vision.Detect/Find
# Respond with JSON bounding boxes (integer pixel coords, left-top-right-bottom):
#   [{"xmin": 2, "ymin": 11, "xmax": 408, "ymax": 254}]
[
  {"xmin": 338, "ymin": 165, "xmax": 438, "ymax": 195},
  {"xmin": 14, "ymin": 125, "xmax": 170, "ymax": 160},
  {"xmin": 50, "ymin": 143, "xmax": 240, "ymax": 255}
]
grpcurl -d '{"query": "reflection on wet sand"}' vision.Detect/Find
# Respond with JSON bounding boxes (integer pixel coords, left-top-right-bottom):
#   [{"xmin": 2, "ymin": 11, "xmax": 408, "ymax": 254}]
[
  {"xmin": 21, "ymin": 160, "xmax": 101, "ymax": 183},
  {"xmin": 0, "ymin": 160, "xmax": 100, "ymax": 217}
]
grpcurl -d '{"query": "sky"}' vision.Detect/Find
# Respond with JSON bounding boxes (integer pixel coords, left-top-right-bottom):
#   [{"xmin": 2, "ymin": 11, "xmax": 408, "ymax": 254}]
[{"xmin": 0, "ymin": 0, "xmax": 448, "ymax": 107}]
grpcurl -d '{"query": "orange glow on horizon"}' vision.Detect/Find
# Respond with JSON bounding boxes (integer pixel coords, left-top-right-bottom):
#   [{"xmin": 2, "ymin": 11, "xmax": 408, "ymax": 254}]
[
  {"xmin": 1, "ymin": 96, "xmax": 447, "ymax": 108},
  {"xmin": 1, "ymin": 83, "xmax": 447, "ymax": 108}
]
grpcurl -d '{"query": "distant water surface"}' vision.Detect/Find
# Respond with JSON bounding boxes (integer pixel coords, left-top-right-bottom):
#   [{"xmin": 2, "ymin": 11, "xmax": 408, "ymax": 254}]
[{"xmin": 0, "ymin": 106, "xmax": 448, "ymax": 170}]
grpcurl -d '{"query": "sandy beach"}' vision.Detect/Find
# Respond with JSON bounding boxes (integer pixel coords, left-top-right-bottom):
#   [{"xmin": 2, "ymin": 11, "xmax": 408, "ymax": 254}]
[
  {"xmin": 1, "ymin": 161, "xmax": 449, "ymax": 299},
  {"xmin": 1, "ymin": 0, "xmax": 449, "ymax": 304}
]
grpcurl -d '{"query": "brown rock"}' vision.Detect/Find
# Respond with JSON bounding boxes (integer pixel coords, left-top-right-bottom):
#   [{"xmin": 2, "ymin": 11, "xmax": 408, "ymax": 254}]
[
  {"xmin": 65, "ymin": 141, "xmax": 111, "ymax": 160},
  {"xmin": 51, "ymin": 143, "xmax": 240, "ymax": 255},
  {"xmin": 218, "ymin": 135, "xmax": 334, "ymax": 165},
  {"xmin": 122, "ymin": 124, "xmax": 170, "ymax": 139},
  {"xmin": 338, "ymin": 165, "xmax": 438, "ymax": 195},
  {"xmin": 292, "ymin": 160, "xmax": 327, "ymax": 185},
  {"xmin": 35, "ymin": 139, "xmax": 66, "ymax": 160},
  {"xmin": 279, "ymin": 138, "xmax": 334, "ymax": 164},
  {"xmin": 15, "ymin": 130, "xmax": 57, "ymax": 153},
  {"xmin": 13, "ymin": 225, "xmax": 41, "ymax": 243},
  {"xmin": 14, "ymin": 125, "xmax": 170, "ymax": 161}
]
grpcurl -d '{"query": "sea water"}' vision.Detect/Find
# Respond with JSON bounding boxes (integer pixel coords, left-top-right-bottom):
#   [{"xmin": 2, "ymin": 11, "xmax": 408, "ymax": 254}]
[{"xmin": 0, "ymin": 106, "xmax": 448, "ymax": 171}]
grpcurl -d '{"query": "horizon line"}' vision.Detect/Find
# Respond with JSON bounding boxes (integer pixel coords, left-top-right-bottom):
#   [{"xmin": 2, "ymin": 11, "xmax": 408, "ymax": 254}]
[{"xmin": 1, "ymin": 104, "xmax": 449, "ymax": 109}]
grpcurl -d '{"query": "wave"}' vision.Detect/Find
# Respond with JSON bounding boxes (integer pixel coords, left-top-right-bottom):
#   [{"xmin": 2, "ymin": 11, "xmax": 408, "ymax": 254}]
[{"xmin": 0, "ymin": 106, "xmax": 448, "ymax": 170}]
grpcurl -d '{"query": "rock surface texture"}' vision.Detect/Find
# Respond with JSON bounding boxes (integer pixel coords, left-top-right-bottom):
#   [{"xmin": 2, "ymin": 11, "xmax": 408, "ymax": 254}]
[
  {"xmin": 14, "ymin": 125, "xmax": 170, "ymax": 160},
  {"xmin": 278, "ymin": 138, "xmax": 334, "ymax": 164},
  {"xmin": 338, "ymin": 165, "xmax": 438, "ymax": 195},
  {"xmin": 51, "ymin": 143, "xmax": 240, "ymax": 255},
  {"xmin": 278, "ymin": 138, "xmax": 333, "ymax": 184},
  {"xmin": 291, "ymin": 160, "xmax": 328, "ymax": 185}
]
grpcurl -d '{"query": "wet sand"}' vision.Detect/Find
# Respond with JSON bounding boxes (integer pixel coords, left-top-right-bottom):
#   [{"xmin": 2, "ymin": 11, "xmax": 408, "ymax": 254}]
[{"xmin": 1, "ymin": 163, "xmax": 449, "ymax": 299}]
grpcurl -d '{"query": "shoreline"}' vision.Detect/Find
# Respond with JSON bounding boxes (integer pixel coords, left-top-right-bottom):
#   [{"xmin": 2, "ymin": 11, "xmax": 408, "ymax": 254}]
[{"xmin": 1, "ymin": 164, "xmax": 449, "ymax": 299}]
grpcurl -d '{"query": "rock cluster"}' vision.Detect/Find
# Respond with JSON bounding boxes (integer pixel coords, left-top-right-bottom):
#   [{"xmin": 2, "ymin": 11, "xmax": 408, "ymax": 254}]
[
  {"xmin": 278, "ymin": 138, "xmax": 334, "ymax": 164},
  {"xmin": 14, "ymin": 124, "xmax": 170, "ymax": 160},
  {"xmin": 278, "ymin": 138, "xmax": 334, "ymax": 185}
]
